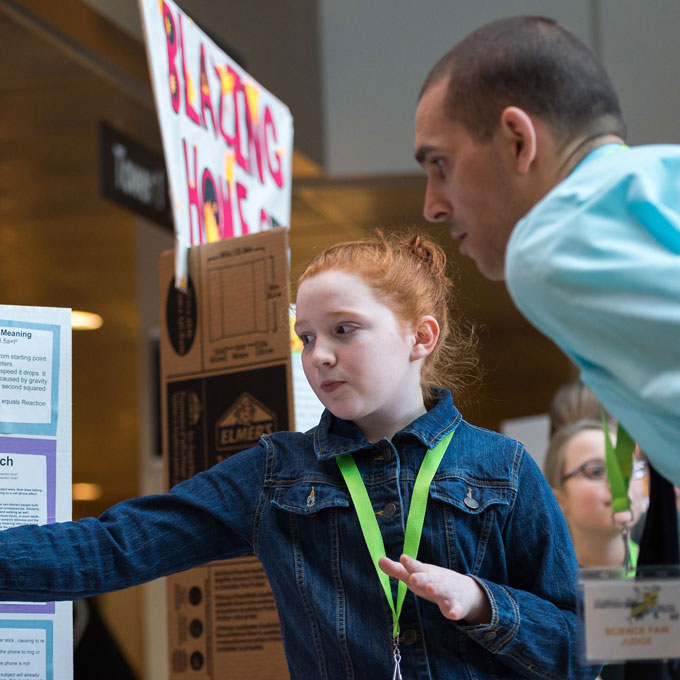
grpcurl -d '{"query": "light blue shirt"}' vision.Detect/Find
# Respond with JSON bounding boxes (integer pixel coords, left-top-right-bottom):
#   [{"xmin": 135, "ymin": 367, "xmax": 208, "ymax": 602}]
[{"xmin": 506, "ymin": 144, "xmax": 680, "ymax": 484}]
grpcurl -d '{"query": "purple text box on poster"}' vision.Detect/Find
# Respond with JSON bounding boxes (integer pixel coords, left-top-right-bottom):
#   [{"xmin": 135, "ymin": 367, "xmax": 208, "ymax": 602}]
[{"xmin": 0, "ymin": 437, "xmax": 57, "ymax": 615}]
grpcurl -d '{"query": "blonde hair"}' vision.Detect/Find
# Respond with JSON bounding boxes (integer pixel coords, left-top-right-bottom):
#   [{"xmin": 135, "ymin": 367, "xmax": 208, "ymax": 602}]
[
  {"xmin": 296, "ymin": 230, "xmax": 478, "ymax": 407},
  {"xmin": 549, "ymin": 379, "xmax": 603, "ymax": 436}
]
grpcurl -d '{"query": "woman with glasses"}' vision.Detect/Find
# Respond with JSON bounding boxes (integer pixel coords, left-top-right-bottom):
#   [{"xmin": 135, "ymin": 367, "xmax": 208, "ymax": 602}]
[
  {"xmin": 543, "ymin": 420, "xmax": 648, "ymax": 680},
  {"xmin": 543, "ymin": 419, "xmax": 647, "ymax": 569}
]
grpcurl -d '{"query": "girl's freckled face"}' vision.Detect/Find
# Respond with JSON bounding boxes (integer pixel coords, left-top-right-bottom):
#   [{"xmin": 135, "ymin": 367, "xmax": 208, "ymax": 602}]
[{"xmin": 294, "ymin": 270, "xmax": 422, "ymax": 436}]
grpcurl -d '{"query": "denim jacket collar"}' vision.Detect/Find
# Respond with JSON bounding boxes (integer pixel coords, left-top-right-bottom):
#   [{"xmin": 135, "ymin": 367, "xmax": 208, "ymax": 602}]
[{"xmin": 312, "ymin": 388, "xmax": 462, "ymax": 461}]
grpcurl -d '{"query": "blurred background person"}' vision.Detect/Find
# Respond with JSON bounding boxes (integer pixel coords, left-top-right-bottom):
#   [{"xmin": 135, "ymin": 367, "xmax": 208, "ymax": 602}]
[
  {"xmin": 543, "ymin": 415, "xmax": 652, "ymax": 680},
  {"xmin": 543, "ymin": 419, "xmax": 647, "ymax": 569}
]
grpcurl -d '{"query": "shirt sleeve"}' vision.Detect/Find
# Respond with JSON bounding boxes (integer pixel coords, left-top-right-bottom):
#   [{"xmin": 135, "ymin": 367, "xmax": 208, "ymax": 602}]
[
  {"xmin": 459, "ymin": 449, "xmax": 600, "ymax": 680},
  {"xmin": 505, "ymin": 161, "xmax": 680, "ymax": 482},
  {"xmin": 0, "ymin": 444, "xmax": 266, "ymax": 601}
]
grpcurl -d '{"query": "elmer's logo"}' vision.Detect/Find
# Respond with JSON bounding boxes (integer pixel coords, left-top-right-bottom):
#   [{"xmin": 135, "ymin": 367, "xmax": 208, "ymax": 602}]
[{"xmin": 215, "ymin": 392, "xmax": 276, "ymax": 453}]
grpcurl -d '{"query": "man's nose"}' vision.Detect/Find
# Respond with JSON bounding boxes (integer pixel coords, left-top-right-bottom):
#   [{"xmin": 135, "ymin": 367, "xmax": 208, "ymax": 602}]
[{"xmin": 423, "ymin": 181, "xmax": 451, "ymax": 223}]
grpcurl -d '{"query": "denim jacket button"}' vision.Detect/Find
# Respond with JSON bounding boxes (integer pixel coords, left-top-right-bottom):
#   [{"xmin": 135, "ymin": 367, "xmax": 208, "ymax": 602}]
[
  {"xmin": 382, "ymin": 502, "xmax": 397, "ymax": 518},
  {"xmin": 483, "ymin": 631, "xmax": 497, "ymax": 642},
  {"xmin": 464, "ymin": 489, "xmax": 479, "ymax": 510},
  {"xmin": 401, "ymin": 629, "xmax": 417, "ymax": 645}
]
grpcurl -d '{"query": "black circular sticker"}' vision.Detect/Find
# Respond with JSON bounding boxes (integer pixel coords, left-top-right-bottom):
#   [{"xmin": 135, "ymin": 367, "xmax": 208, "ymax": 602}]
[
  {"xmin": 190, "ymin": 651, "xmax": 204, "ymax": 671},
  {"xmin": 189, "ymin": 618, "xmax": 204, "ymax": 638},
  {"xmin": 188, "ymin": 586, "xmax": 203, "ymax": 606},
  {"xmin": 166, "ymin": 276, "xmax": 197, "ymax": 356}
]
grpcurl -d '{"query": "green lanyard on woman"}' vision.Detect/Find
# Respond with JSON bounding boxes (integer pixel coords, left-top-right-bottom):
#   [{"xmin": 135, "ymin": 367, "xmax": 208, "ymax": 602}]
[
  {"xmin": 601, "ymin": 408, "xmax": 636, "ymax": 570},
  {"xmin": 336, "ymin": 431, "xmax": 454, "ymax": 679}
]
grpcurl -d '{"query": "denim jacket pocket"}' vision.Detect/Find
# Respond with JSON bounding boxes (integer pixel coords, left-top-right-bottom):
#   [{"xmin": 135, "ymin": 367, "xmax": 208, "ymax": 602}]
[
  {"xmin": 430, "ymin": 478, "xmax": 512, "ymax": 513},
  {"xmin": 271, "ymin": 479, "xmax": 350, "ymax": 516},
  {"xmin": 430, "ymin": 478, "xmax": 513, "ymax": 575}
]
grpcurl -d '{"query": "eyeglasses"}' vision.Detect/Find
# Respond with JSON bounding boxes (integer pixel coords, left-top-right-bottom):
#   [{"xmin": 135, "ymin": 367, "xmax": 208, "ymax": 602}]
[
  {"xmin": 562, "ymin": 460, "xmax": 607, "ymax": 483},
  {"xmin": 562, "ymin": 459, "xmax": 648, "ymax": 483}
]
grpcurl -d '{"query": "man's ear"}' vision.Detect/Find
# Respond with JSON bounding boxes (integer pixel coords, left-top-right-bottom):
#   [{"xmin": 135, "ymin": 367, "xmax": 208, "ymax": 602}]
[
  {"xmin": 499, "ymin": 106, "xmax": 537, "ymax": 174},
  {"xmin": 410, "ymin": 316, "xmax": 440, "ymax": 361}
]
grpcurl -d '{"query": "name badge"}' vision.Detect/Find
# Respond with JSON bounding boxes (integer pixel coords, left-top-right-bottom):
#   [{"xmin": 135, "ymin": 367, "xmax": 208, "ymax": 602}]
[{"xmin": 578, "ymin": 567, "xmax": 680, "ymax": 662}]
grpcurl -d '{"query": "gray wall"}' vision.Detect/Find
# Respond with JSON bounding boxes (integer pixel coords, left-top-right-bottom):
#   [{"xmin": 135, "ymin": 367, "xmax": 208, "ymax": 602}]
[
  {"xmin": 320, "ymin": 0, "xmax": 680, "ymax": 175},
  {"xmin": 600, "ymin": 0, "xmax": 680, "ymax": 146},
  {"xmin": 319, "ymin": 0, "xmax": 593, "ymax": 175}
]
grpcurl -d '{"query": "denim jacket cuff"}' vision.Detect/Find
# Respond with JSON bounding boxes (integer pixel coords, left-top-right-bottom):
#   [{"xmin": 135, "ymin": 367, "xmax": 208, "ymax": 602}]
[{"xmin": 456, "ymin": 575, "xmax": 519, "ymax": 652}]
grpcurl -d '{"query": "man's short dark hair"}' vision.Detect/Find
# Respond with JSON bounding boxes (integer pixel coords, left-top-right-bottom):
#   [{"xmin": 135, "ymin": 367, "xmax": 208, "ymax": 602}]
[{"xmin": 421, "ymin": 16, "xmax": 626, "ymax": 142}]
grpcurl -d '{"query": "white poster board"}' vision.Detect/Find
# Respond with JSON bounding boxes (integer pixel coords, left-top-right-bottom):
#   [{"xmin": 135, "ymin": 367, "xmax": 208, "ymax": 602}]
[
  {"xmin": 0, "ymin": 306, "xmax": 72, "ymax": 680},
  {"xmin": 139, "ymin": 0, "xmax": 294, "ymax": 288},
  {"xmin": 289, "ymin": 306, "xmax": 324, "ymax": 433},
  {"xmin": 500, "ymin": 413, "xmax": 550, "ymax": 470}
]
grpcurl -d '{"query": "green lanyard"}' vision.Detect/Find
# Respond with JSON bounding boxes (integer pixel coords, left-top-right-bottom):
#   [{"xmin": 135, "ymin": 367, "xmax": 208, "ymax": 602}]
[
  {"xmin": 601, "ymin": 409, "xmax": 636, "ymax": 571},
  {"xmin": 601, "ymin": 408, "xmax": 635, "ymax": 514},
  {"xmin": 336, "ymin": 431, "xmax": 454, "ymax": 640}
]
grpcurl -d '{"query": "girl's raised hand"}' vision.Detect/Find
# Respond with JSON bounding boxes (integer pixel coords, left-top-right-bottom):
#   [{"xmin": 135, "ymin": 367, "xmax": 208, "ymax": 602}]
[{"xmin": 378, "ymin": 554, "xmax": 492, "ymax": 625}]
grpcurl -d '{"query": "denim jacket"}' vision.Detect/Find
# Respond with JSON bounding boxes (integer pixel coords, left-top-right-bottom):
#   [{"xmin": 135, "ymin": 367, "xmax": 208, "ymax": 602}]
[{"xmin": 0, "ymin": 390, "xmax": 598, "ymax": 679}]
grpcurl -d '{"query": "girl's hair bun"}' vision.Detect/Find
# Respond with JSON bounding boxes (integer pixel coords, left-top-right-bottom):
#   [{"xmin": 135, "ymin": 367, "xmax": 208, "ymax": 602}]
[{"xmin": 405, "ymin": 233, "xmax": 447, "ymax": 278}]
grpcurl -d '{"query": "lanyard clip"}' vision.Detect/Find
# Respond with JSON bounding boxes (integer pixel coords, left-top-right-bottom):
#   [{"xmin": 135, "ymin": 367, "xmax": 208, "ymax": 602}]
[
  {"xmin": 621, "ymin": 525, "xmax": 632, "ymax": 573},
  {"xmin": 392, "ymin": 638, "xmax": 402, "ymax": 680}
]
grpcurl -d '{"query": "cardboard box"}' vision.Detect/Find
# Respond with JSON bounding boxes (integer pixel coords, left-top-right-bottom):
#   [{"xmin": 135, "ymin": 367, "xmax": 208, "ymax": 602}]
[{"xmin": 159, "ymin": 229, "xmax": 291, "ymax": 679}]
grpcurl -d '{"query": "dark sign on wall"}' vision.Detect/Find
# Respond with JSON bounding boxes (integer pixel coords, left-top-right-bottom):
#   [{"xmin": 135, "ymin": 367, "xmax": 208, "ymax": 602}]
[{"xmin": 99, "ymin": 121, "xmax": 173, "ymax": 230}]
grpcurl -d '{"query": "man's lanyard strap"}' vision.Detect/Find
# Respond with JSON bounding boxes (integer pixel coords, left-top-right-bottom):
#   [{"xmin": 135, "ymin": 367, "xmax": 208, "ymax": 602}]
[
  {"xmin": 336, "ymin": 431, "xmax": 454, "ymax": 639},
  {"xmin": 601, "ymin": 408, "xmax": 635, "ymax": 514}
]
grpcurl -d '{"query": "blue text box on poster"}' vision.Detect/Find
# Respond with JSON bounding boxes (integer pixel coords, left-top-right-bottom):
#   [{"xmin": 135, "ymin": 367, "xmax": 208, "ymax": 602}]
[
  {"xmin": 0, "ymin": 620, "xmax": 53, "ymax": 680},
  {"xmin": 0, "ymin": 321, "xmax": 60, "ymax": 436}
]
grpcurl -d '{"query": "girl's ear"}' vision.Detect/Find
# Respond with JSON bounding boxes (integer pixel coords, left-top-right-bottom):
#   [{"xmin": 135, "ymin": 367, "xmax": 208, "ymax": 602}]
[{"xmin": 410, "ymin": 316, "xmax": 440, "ymax": 361}]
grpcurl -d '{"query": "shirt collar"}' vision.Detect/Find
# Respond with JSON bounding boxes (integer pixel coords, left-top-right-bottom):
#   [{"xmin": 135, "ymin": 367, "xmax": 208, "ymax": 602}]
[
  {"xmin": 570, "ymin": 142, "xmax": 628, "ymax": 176},
  {"xmin": 312, "ymin": 388, "xmax": 462, "ymax": 461}
]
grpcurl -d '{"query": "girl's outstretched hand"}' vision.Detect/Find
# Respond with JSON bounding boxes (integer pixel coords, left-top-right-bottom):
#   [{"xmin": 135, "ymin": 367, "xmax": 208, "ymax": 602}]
[{"xmin": 378, "ymin": 554, "xmax": 492, "ymax": 625}]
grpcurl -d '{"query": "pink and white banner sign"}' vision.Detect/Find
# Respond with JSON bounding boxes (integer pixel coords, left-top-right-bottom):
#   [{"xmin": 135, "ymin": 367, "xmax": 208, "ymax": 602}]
[{"xmin": 139, "ymin": 0, "xmax": 294, "ymax": 288}]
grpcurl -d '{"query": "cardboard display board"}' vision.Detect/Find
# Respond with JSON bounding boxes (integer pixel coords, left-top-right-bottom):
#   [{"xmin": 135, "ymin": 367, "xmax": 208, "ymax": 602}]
[{"xmin": 159, "ymin": 229, "xmax": 291, "ymax": 679}]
